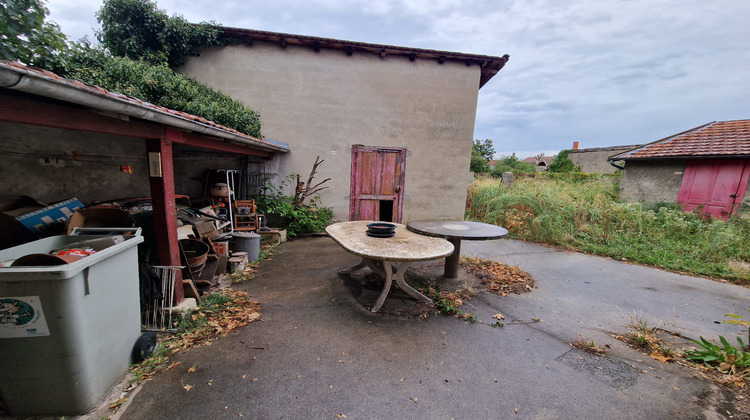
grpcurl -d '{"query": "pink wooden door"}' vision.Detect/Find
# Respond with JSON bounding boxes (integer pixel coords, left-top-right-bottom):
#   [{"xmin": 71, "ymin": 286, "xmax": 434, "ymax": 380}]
[
  {"xmin": 677, "ymin": 159, "xmax": 750, "ymax": 219},
  {"xmin": 350, "ymin": 145, "xmax": 406, "ymax": 222}
]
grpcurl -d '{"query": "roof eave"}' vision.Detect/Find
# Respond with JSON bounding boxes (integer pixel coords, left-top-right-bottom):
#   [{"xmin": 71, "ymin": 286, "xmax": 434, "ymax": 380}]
[
  {"xmin": 219, "ymin": 27, "xmax": 510, "ymax": 89},
  {"xmin": 0, "ymin": 61, "xmax": 289, "ymax": 153}
]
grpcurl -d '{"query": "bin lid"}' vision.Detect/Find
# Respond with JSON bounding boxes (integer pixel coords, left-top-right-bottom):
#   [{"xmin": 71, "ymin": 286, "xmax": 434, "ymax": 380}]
[{"xmin": 232, "ymin": 232, "xmax": 260, "ymax": 239}]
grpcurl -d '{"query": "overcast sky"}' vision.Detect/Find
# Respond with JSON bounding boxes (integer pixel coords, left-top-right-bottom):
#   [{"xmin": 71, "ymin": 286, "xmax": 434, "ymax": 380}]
[{"xmin": 47, "ymin": 0, "xmax": 750, "ymax": 159}]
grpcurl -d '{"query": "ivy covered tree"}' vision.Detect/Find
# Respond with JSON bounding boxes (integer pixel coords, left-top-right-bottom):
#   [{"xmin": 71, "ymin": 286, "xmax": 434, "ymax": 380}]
[
  {"xmin": 0, "ymin": 0, "xmax": 68, "ymax": 69},
  {"xmin": 548, "ymin": 149, "xmax": 580, "ymax": 173},
  {"xmin": 97, "ymin": 0, "xmax": 225, "ymax": 68}
]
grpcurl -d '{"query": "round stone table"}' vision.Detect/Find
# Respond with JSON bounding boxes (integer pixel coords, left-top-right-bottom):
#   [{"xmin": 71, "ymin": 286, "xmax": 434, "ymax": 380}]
[{"xmin": 406, "ymin": 220, "xmax": 509, "ymax": 278}]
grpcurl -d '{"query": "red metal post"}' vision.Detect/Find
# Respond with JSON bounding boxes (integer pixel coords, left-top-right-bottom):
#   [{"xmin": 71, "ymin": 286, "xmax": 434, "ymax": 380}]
[{"xmin": 147, "ymin": 130, "xmax": 184, "ymax": 303}]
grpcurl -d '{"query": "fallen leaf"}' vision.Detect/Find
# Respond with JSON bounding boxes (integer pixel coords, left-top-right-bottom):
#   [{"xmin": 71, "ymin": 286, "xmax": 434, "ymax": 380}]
[
  {"xmin": 649, "ymin": 352, "xmax": 673, "ymax": 363},
  {"xmin": 494, "ymin": 378, "xmax": 498, "ymax": 383},
  {"xmin": 329, "ymin": 384, "xmax": 333, "ymax": 389},
  {"xmin": 413, "ymin": 398, "xmax": 418, "ymax": 403},
  {"xmin": 188, "ymin": 365, "xmax": 196, "ymax": 373},
  {"xmin": 338, "ymin": 360, "xmax": 345, "ymax": 363},
  {"xmin": 493, "ymin": 313, "xmax": 505, "ymax": 320},
  {"xmin": 207, "ymin": 379, "xmax": 214, "ymax": 386},
  {"xmin": 672, "ymin": 387, "xmax": 680, "ymax": 390},
  {"xmin": 242, "ymin": 374, "xmax": 247, "ymax": 379},
  {"xmin": 109, "ymin": 396, "xmax": 127, "ymax": 409},
  {"xmin": 181, "ymin": 380, "xmax": 193, "ymax": 391},
  {"xmin": 400, "ymin": 378, "xmax": 406, "ymax": 382},
  {"xmin": 514, "ymin": 408, "xmax": 519, "ymax": 413},
  {"xmin": 334, "ymin": 414, "xmax": 347, "ymax": 418},
  {"xmin": 167, "ymin": 362, "xmax": 182, "ymax": 370}
]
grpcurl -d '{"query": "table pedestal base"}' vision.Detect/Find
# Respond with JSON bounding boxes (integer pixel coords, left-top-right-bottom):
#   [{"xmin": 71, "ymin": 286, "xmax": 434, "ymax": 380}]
[
  {"xmin": 339, "ymin": 258, "xmax": 432, "ymax": 312},
  {"xmin": 444, "ymin": 238, "xmax": 462, "ymax": 278}
]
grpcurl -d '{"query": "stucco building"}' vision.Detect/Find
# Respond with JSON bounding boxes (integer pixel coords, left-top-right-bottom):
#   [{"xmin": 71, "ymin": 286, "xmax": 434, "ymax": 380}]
[
  {"xmin": 180, "ymin": 28, "xmax": 509, "ymax": 223},
  {"xmin": 609, "ymin": 120, "xmax": 750, "ymax": 219}
]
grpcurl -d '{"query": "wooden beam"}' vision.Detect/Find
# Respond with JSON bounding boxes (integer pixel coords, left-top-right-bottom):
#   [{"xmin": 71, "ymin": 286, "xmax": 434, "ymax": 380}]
[
  {"xmin": 147, "ymin": 131, "xmax": 184, "ymax": 303},
  {"xmin": 0, "ymin": 91, "xmax": 162, "ymax": 139},
  {"xmin": 176, "ymin": 131, "xmax": 273, "ymax": 158},
  {"xmin": 1, "ymin": 91, "xmax": 275, "ymax": 157}
]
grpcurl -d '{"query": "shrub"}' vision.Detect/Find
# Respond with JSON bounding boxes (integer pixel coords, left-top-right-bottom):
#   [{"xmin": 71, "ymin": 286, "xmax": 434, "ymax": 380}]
[
  {"xmin": 253, "ymin": 175, "xmax": 332, "ymax": 237},
  {"xmin": 60, "ymin": 43, "xmax": 262, "ymax": 138}
]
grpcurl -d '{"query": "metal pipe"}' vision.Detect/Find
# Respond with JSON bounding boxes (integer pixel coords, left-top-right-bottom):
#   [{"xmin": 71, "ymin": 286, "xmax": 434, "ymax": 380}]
[{"xmin": 608, "ymin": 159, "xmax": 625, "ymax": 170}]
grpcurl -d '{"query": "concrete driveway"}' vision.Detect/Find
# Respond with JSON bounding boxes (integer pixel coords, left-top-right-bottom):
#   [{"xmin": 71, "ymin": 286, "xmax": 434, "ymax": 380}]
[{"xmin": 119, "ymin": 237, "xmax": 750, "ymax": 419}]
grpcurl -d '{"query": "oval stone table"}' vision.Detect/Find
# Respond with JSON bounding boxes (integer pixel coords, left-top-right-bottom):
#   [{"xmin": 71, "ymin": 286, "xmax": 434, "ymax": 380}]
[
  {"xmin": 326, "ymin": 221, "xmax": 454, "ymax": 312},
  {"xmin": 406, "ymin": 220, "xmax": 509, "ymax": 278}
]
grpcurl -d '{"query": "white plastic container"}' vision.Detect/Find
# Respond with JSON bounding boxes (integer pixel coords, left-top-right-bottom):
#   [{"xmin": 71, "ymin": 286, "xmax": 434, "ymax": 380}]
[{"xmin": 0, "ymin": 228, "xmax": 144, "ymax": 415}]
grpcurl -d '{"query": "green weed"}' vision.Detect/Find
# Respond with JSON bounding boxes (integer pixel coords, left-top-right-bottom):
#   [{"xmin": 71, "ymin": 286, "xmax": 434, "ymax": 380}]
[
  {"xmin": 466, "ymin": 176, "xmax": 750, "ymax": 283},
  {"xmin": 685, "ymin": 336, "xmax": 750, "ymax": 371}
]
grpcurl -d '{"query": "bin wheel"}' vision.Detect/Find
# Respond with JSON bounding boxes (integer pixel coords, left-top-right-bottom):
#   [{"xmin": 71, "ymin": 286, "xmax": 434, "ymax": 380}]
[{"xmin": 132, "ymin": 332, "xmax": 158, "ymax": 363}]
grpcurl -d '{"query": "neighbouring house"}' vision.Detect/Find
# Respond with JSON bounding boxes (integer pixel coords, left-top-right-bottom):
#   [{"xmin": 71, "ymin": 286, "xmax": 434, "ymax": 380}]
[
  {"xmin": 0, "ymin": 60, "xmax": 290, "ymax": 302},
  {"xmin": 179, "ymin": 28, "xmax": 510, "ymax": 223},
  {"xmin": 521, "ymin": 156, "xmax": 555, "ymax": 171},
  {"xmin": 609, "ymin": 120, "xmax": 750, "ymax": 219},
  {"xmin": 567, "ymin": 144, "xmax": 641, "ymax": 173}
]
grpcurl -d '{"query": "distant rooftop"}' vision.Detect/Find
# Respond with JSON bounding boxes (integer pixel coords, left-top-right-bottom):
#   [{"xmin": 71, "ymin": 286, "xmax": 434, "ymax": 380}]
[{"xmin": 610, "ymin": 119, "xmax": 750, "ymax": 160}]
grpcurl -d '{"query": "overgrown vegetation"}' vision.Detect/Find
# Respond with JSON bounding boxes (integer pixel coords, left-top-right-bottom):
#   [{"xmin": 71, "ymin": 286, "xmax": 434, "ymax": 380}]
[
  {"xmin": 0, "ymin": 0, "xmax": 67, "ymax": 69},
  {"xmin": 61, "ymin": 43, "xmax": 262, "ymax": 137},
  {"xmin": 466, "ymin": 175, "xmax": 750, "ymax": 283},
  {"xmin": 5, "ymin": 0, "xmax": 262, "ymax": 138},
  {"xmin": 547, "ymin": 149, "xmax": 580, "ymax": 173},
  {"xmin": 253, "ymin": 174, "xmax": 332, "ymax": 237},
  {"xmin": 97, "ymin": 0, "xmax": 226, "ymax": 68}
]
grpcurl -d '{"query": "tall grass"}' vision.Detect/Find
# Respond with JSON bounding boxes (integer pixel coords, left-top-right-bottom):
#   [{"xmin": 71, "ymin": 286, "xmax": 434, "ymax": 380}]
[{"xmin": 466, "ymin": 174, "xmax": 750, "ymax": 284}]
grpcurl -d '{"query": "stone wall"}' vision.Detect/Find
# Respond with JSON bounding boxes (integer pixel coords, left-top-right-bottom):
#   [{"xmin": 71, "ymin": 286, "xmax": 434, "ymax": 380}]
[
  {"xmin": 0, "ymin": 121, "xmax": 247, "ymax": 206},
  {"xmin": 618, "ymin": 160, "xmax": 686, "ymax": 204},
  {"xmin": 568, "ymin": 145, "xmax": 641, "ymax": 173}
]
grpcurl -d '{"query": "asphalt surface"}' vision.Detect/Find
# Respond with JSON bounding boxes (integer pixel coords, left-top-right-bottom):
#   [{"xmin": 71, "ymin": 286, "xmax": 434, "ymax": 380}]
[{"xmin": 117, "ymin": 237, "xmax": 750, "ymax": 419}]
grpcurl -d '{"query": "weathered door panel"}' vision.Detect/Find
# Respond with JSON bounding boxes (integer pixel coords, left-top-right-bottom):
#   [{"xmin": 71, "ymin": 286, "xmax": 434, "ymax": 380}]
[
  {"xmin": 350, "ymin": 145, "xmax": 406, "ymax": 222},
  {"xmin": 678, "ymin": 159, "xmax": 749, "ymax": 219}
]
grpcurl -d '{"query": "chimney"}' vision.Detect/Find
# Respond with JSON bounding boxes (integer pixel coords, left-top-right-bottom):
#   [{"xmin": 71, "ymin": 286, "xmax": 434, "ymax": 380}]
[{"xmin": 573, "ymin": 141, "xmax": 579, "ymax": 150}]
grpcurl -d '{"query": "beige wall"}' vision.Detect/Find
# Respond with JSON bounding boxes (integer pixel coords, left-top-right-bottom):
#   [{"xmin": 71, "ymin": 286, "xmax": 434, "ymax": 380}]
[{"xmin": 180, "ymin": 42, "xmax": 481, "ymax": 222}]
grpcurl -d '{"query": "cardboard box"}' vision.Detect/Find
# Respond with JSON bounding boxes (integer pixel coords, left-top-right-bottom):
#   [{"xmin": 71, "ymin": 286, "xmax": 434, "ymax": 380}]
[
  {"xmin": 194, "ymin": 220, "xmax": 220, "ymax": 239},
  {"xmin": 66, "ymin": 208, "xmax": 132, "ymax": 234},
  {"xmin": 258, "ymin": 228, "xmax": 287, "ymax": 245},
  {"xmin": 212, "ymin": 241, "xmax": 230, "ymax": 258},
  {"xmin": 16, "ymin": 198, "xmax": 84, "ymax": 235}
]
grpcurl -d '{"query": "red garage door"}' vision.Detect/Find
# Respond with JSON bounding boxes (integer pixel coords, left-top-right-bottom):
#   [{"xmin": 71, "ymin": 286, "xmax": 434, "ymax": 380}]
[{"xmin": 677, "ymin": 159, "xmax": 750, "ymax": 219}]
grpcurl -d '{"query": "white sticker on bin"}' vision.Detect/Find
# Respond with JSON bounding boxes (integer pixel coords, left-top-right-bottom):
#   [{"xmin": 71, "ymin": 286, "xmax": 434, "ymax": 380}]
[{"xmin": 0, "ymin": 296, "xmax": 51, "ymax": 338}]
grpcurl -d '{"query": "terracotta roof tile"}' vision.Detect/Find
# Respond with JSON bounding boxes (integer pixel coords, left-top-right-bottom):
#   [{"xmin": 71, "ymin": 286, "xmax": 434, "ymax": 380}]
[
  {"xmin": 612, "ymin": 120, "xmax": 750, "ymax": 160},
  {"xmin": 2, "ymin": 61, "xmax": 284, "ymax": 151}
]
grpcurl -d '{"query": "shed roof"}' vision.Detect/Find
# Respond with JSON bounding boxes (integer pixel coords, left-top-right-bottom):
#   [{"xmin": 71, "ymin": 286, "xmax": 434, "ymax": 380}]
[
  {"xmin": 610, "ymin": 120, "xmax": 750, "ymax": 161},
  {"xmin": 219, "ymin": 27, "xmax": 510, "ymax": 88},
  {"xmin": 0, "ymin": 60, "xmax": 289, "ymax": 153}
]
